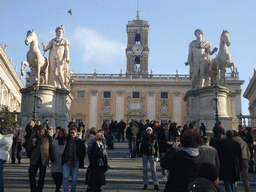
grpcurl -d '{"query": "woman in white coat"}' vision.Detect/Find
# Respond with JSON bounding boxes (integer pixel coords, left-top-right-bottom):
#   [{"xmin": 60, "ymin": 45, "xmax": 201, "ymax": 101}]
[{"xmin": 0, "ymin": 128, "xmax": 14, "ymax": 192}]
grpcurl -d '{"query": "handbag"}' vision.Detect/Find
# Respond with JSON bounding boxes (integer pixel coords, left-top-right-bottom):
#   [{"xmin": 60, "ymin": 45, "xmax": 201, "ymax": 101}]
[{"xmin": 98, "ymin": 156, "xmax": 110, "ymax": 172}]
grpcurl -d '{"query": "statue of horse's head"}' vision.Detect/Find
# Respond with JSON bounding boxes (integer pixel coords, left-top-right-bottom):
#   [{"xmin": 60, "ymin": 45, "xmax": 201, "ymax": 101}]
[
  {"xmin": 25, "ymin": 29, "xmax": 37, "ymax": 46},
  {"xmin": 221, "ymin": 30, "xmax": 230, "ymax": 46}
]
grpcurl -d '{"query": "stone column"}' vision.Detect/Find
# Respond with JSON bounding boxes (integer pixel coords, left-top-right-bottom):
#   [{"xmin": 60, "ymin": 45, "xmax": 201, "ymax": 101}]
[
  {"xmin": 173, "ymin": 91, "xmax": 182, "ymax": 125},
  {"xmin": 6, "ymin": 88, "xmax": 10, "ymax": 108},
  {"xmin": 235, "ymin": 89, "xmax": 242, "ymax": 115},
  {"xmin": 89, "ymin": 90, "xmax": 98, "ymax": 128},
  {"xmin": 0, "ymin": 79, "xmax": 3, "ymax": 106},
  {"xmin": 116, "ymin": 91, "xmax": 124, "ymax": 122},
  {"xmin": 147, "ymin": 91, "xmax": 155, "ymax": 120}
]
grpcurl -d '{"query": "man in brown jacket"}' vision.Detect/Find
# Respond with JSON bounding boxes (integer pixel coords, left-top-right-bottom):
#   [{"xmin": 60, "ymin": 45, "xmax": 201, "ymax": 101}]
[{"xmin": 27, "ymin": 125, "xmax": 54, "ymax": 192}]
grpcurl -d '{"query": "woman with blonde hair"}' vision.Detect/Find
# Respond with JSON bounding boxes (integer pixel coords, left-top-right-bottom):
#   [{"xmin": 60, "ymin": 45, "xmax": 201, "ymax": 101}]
[
  {"xmin": 86, "ymin": 132, "xmax": 108, "ymax": 192},
  {"xmin": 85, "ymin": 127, "xmax": 98, "ymax": 165}
]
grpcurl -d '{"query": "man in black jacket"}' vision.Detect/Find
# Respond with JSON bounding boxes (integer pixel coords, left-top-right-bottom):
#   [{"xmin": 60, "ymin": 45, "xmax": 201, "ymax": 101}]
[
  {"xmin": 62, "ymin": 126, "xmax": 85, "ymax": 192},
  {"xmin": 117, "ymin": 119, "xmax": 126, "ymax": 142},
  {"xmin": 217, "ymin": 130, "xmax": 242, "ymax": 192},
  {"xmin": 157, "ymin": 123, "xmax": 173, "ymax": 182}
]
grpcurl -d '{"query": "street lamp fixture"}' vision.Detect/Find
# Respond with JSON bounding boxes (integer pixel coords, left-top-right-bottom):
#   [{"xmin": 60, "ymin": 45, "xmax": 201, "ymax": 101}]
[
  {"xmin": 214, "ymin": 85, "xmax": 219, "ymax": 126},
  {"xmin": 32, "ymin": 81, "xmax": 39, "ymax": 122}
]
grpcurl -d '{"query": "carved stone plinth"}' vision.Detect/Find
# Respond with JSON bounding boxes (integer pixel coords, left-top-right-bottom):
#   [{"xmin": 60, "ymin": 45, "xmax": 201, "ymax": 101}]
[
  {"xmin": 19, "ymin": 85, "xmax": 73, "ymax": 130},
  {"xmin": 184, "ymin": 86, "xmax": 237, "ymax": 131}
]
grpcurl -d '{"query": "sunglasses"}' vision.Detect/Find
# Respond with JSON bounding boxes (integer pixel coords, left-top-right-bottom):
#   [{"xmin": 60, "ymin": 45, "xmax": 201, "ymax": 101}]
[{"xmin": 69, "ymin": 132, "xmax": 76, "ymax": 135}]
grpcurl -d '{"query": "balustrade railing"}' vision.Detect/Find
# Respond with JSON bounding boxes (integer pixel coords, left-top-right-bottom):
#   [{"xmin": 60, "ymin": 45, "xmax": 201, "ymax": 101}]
[
  {"xmin": 71, "ymin": 73, "xmax": 191, "ymax": 80},
  {"xmin": 71, "ymin": 72, "xmax": 239, "ymax": 81},
  {"xmin": 237, "ymin": 115, "xmax": 256, "ymax": 128}
]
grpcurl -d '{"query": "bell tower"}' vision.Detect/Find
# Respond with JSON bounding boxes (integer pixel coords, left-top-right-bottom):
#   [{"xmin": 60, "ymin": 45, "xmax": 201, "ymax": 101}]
[{"xmin": 126, "ymin": 10, "xmax": 150, "ymax": 74}]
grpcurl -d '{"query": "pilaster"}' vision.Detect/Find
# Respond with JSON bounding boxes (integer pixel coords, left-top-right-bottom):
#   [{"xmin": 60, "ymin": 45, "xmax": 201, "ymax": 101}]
[
  {"xmin": 89, "ymin": 90, "xmax": 98, "ymax": 128},
  {"xmin": 116, "ymin": 91, "xmax": 124, "ymax": 122},
  {"xmin": 147, "ymin": 91, "xmax": 155, "ymax": 120},
  {"xmin": 173, "ymin": 91, "xmax": 182, "ymax": 125}
]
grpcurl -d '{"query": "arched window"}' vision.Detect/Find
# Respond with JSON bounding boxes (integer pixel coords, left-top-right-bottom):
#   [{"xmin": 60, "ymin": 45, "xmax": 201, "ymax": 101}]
[
  {"xmin": 135, "ymin": 33, "xmax": 140, "ymax": 44},
  {"xmin": 135, "ymin": 56, "xmax": 140, "ymax": 64}
]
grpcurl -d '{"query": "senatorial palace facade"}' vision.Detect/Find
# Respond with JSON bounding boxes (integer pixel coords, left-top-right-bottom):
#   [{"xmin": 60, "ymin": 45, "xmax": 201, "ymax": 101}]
[
  {"xmin": 0, "ymin": 44, "xmax": 24, "ymax": 113},
  {"xmin": 69, "ymin": 13, "xmax": 244, "ymax": 130}
]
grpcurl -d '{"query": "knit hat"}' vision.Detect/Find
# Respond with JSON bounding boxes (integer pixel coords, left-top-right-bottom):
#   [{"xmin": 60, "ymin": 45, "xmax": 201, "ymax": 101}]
[
  {"xmin": 146, "ymin": 127, "xmax": 152, "ymax": 132},
  {"xmin": 198, "ymin": 162, "xmax": 219, "ymax": 182}
]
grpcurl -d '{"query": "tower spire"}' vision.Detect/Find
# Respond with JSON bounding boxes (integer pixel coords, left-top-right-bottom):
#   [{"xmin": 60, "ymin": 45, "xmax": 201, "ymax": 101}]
[
  {"xmin": 136, "ymin": 0, "xmax": 140, "ymax": 20},
  {"xmin": 136, "ymin": 9, "xmax": 140, "ymax": 20}
]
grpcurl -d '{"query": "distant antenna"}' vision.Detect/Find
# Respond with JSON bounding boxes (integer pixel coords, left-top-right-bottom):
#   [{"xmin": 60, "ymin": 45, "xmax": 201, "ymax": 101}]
[{"xmin": 137, "ymin": 0, "xmax": 139, "ymax": 10}]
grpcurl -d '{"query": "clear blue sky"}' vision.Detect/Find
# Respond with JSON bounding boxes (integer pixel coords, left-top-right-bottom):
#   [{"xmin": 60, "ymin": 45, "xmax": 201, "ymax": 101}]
[{"xmin": 1, "ymin": 0, "xmax": 255, "ymax": 115}]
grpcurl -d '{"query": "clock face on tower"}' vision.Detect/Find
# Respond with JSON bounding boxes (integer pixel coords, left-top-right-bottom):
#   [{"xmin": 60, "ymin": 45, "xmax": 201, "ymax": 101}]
[{"xmin": 132, "ymin": 44, "xmax": 143, "ymax": 55}]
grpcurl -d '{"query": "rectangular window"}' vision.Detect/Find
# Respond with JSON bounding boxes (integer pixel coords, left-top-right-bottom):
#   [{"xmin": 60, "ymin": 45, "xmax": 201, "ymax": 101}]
[
  {"xmin": 103, "ymin": 91, "xmax": 111, "ymax": 99},
  {"xmin": 76, "ymin": 119, "xmax": 83, "ymax": 126},
  {"xmin": 103, "ymin": 119, "xmax": 110, "ymax": 125},
  {"xmin": 132, "ymin": 92, "xmax": 140, "ymax": 98},
  {"xmin": 161, "ymin": 120, "xmax": 168, "ymax": 124},
  {"xmin": 77, "ymin": 91, "xmax": 85, "ymax": 98},
  {"xmin": 161, "ymin": 92, "xmax": 168, "ymax": 99}
]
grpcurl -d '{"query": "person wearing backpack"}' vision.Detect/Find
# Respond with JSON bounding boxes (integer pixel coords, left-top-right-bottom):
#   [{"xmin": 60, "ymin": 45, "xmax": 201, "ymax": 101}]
[
  {"xmin": 11, "ymin": 122, "xmax": 25, "ymax": 164},
  {"xmin": 27, "ymin": 125, "xmax": 54, "ymax": 192}
]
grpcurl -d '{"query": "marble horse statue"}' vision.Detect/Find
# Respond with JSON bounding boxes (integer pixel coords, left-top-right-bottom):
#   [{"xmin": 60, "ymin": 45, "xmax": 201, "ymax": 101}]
[
  {"xmin": 210, "ymin": 30, "xmax": 235, "ymax": 86},
  {"xmin": 21, "ymin": 30, "xmax": 49, "ymax": 84}
]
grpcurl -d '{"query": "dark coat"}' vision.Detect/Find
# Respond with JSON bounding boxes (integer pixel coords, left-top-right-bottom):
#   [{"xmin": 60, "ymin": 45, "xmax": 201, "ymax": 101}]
[
  {"xmin": 140, "ymin": 134, "xmax": 158, "ymax": 157},
  {"xmin": 27, "ymin": 133, "xmax": 54, "ymax": 166},
  {"xmin": 157, "ymin": 129, "xmax": 173, "ymax": 153},
  {"xmin": 62, "ymin": 137, "xmax": 86, "ymax": 168},
  {"xmin": 126, "ymin": 126, "xmax": 132, "ymax": 140},
  {"xmin": 187, "ymin": 178, "xmax": 220, "ymax": 192},
  {"xmin": 218, "ymin": 139, "xmax": 242, "ymax": 182},
  {"xmin": 88, "ymin": 141, "xmax": 106, "ymax": 186},
  {"xmin": 117, "ymin": 121, "xmax": 126, "ymax": 133},
  {"xmin": 161, "ymin": 150, "xmax": 202, "ymax": 192},
  {"xmin": 209, "ymin": 136, "xmax": 224, "ymax": 152},
  {"xmin": 109, "ymin": 122, "xmax": 117, "ymax": 132}
]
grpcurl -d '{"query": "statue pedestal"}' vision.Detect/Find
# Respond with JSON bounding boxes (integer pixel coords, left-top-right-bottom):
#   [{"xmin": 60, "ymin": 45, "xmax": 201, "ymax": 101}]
[
  {"xmin": 19, "ymin": 85, "xmax": 73, "ymax": 130},
  {"xmin": 184, "ymin": 86, "xmax": 236, "ymax": 131}
]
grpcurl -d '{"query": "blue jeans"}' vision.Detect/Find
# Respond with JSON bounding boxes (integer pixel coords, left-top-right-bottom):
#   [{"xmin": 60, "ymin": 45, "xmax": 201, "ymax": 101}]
[
  {"xmin": 63, "ymin": 161, "xmax": 79, "ymax": 192},
  {"xmin": 0, "ymin": 159, "xmax": 5, "ymax": 192},
  {"xmin": 131, "ymin": 138, "xmax": 137, "ymax": 158},
  {"xmin": 142, "ymin": 155, "xmax": 159, "ymax": 185},
  {"xmin": 224, "ymin": 181, "xmax": 235, "ymax": 192},
  {"xmin": 160, "ymin": 153, "xmax": 168, "ymax": 177}
]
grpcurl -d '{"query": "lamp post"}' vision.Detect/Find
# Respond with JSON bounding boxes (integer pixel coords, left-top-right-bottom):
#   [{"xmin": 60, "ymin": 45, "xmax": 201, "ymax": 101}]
[
  {"xmin": 214, "ymin": 85, "xmax": 219, "ymax": 126},
  {"xmin": 32, "ymin": 81, "xmax": 39, "ymax": 122}
]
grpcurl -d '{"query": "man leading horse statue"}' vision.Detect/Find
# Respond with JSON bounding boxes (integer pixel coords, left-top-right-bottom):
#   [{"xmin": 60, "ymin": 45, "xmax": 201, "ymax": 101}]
[
  {"xmin": 185, "ymin": 29, "xmax": 234, "ymax": 89},
  {"xmin": 21, "ymin": 26, "xmax": 70, "ymax": 89}
]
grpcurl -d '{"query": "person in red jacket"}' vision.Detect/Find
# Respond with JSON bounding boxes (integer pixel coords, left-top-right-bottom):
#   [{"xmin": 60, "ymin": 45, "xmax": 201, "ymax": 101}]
[{"xmin": 101, "ymin": 121, "xmax": 109, "ymax": 134}]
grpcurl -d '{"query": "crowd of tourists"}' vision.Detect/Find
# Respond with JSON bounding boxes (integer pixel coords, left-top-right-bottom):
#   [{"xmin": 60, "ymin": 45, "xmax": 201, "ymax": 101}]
[{"xmin": 0, "ymin": 118, "xmax": 255, "ymax": 192}]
